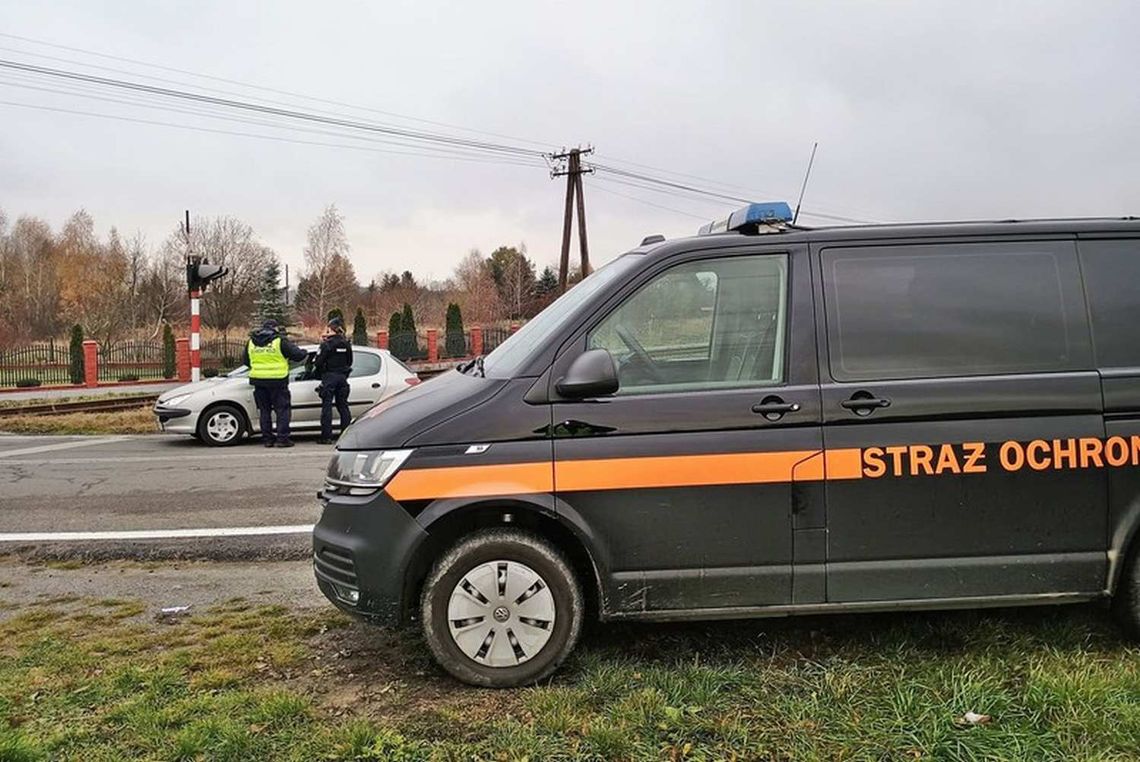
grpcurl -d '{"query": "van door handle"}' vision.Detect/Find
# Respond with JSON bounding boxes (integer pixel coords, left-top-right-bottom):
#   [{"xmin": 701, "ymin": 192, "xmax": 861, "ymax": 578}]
[
  {"xmin": 751, "ymin": 396, "xmax": 801, "ymax": 421},
  {"xmin": 840, "ymin": 392, "xmax": 891, "ymax": 415}
]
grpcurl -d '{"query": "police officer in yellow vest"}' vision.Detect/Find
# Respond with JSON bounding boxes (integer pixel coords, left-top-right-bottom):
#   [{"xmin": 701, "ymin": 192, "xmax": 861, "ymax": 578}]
[{"xmin": 240, "ymin": 319, "xmax": 308, "ymax": 447}]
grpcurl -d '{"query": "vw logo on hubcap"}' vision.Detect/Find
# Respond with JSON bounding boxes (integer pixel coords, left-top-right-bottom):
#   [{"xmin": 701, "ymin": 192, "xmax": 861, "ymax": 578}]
[{"xmin": 492, "ymin": 606, "xmax": 510, "ymax": 622}]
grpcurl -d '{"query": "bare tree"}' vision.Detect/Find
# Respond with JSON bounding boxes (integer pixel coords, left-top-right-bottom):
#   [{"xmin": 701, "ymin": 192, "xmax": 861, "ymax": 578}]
[
  {"xmin": 452, "ymin": 249, "xmax": 503, "ymax": 324},
  {"xmin": 300, "ymin": 204, "xmax": 352, "ymax": 322},
  {"xmin": 199, "ymin": 217, "xmax": 273, "ymax": 340}
]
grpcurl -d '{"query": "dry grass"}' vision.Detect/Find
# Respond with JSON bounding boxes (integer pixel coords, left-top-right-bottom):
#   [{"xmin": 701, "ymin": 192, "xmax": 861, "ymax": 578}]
[{"xmin": 0, "ymin": 406, "xmax": 157, "ymax": 435}]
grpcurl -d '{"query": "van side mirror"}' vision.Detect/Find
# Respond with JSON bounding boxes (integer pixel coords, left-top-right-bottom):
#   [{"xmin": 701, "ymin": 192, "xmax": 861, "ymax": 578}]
[{"xmin": 556, "ymin": 349, "xmax": 619, "ymax": 398}]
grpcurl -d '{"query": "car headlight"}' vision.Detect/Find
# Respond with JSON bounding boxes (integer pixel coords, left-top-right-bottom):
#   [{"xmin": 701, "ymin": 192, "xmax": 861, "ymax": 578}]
[
  {"xmin": 325, "ymin": 449, "xmax": 413, "ymax": 495},
  {"xmin": 161, "ymin": 393, "xmax": 192, "ymax": 407}
]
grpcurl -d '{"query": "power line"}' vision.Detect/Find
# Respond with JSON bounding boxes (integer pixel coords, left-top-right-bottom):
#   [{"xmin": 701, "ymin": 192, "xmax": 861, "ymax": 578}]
[
  {"xmin": 0, "ymin": 59, "xmax": 549, "ymax": 159},
  {"xmin": 0, "ymin": 76, "xmax": 550, "ymax": 166},
  {"xmin": 0, "ymin": 32, "xmax": 556, "ymax": 150},
  {"xmin": 588, "ymin": 179, "xmax": 711, "ymax": 221},
  {"xmin": 0, "ymin": 99, "xmax": 550, "ymax": 168}
]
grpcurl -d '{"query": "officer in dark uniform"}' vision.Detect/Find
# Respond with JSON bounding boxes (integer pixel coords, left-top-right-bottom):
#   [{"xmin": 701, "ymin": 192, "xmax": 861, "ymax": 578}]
[
  {"xmin": 315, "ymin": 317, "xmax": 354, "ymax": 444},
  {"xmin": 240, "ymin": 319, "xmax": 309, "ymax": 447}
]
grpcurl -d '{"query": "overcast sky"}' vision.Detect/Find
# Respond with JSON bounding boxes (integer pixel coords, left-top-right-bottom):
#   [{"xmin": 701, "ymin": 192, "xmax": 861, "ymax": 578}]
[{"xmin": 1, "ymin": 1, "xmax": 1138, "ymax": 283}]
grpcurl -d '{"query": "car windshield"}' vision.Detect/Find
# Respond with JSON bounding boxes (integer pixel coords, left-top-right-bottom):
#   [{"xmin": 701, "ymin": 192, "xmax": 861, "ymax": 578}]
[{"xmin": 480, "ymin": 254, "xmax": 643, "ymax": 378}]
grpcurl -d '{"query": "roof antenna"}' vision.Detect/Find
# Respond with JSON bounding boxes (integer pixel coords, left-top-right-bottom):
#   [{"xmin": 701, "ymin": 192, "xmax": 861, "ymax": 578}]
[{"xmin": 792, "ymin": 141, "xmax": 818, "ymax": 225}]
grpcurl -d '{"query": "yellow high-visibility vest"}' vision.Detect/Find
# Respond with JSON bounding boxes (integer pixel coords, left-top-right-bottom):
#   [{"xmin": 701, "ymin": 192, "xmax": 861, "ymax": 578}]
[{"xmin": 248, "ymin": 338, "xmax": 289, "ymax": 379}]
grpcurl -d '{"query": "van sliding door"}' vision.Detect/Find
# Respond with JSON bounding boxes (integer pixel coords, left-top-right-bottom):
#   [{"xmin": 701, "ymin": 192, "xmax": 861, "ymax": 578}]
[{"xmin": 816, "ymin": 239, "xmax": 1107, "ymax": 603}]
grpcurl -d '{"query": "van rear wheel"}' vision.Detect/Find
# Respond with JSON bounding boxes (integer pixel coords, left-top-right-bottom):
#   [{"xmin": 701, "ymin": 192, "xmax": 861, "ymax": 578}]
[
  {"xmin": 1113, "ymin": 543, "xmax": 1140, "ymax": 638},
  {"xmin": 421, "ymin": 529, "xmax": 582, "ymax": 687}
]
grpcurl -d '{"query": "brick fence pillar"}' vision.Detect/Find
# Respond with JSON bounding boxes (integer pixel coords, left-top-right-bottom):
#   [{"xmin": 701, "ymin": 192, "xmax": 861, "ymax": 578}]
[
  {"xmin": 82, "ymin": 340, "xmax": 99, "ymax": 388},
  {"xmin": 427, "ymin": 329, "xmax": 439, "ymax": 363},
  {"xmin": 175, "ymin": 338, "xmax": 191, "ymax": 382},
  {"xmin": 376, "ymin": 330, "xmax": 389, "ymax": 350},
  {"xmin": 470, "ymin": 327, "xmax": 483, "ymax": 358}
]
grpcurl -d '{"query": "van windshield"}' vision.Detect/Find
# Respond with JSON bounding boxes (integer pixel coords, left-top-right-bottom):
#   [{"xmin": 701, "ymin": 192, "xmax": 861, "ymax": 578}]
[{"xmin": 480, "ymin": 254, "xmax": 643, "ymax": 378}]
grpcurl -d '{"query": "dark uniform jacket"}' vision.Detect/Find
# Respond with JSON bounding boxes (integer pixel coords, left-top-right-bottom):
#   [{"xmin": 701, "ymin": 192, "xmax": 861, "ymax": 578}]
[{"xmin": 315, "ymin": 334, "xmax": 353, "ymax": 377}]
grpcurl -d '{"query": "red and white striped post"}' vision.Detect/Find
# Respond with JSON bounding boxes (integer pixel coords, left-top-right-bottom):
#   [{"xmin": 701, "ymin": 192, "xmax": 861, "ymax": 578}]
[{"xmin": 190, "ymin": 288, "xmax": 202, "ymax": 382}]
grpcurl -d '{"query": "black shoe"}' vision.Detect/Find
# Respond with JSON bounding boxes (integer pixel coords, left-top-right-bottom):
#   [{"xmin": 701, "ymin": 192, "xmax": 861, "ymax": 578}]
[
  {"xmin": 316, "ymin": 438, "xmax": 334, "ymax": 445},
  {"xmin": 262, "ymin": 440, "xmax": 275, "ymax": 448},
  {"xmin": 276, "ymin": 440, "xmax": 295, "ymax": 448}
]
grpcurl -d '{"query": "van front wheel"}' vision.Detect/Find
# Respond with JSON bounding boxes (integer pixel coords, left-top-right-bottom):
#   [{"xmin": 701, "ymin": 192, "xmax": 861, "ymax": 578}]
[{"xmin": 421, "ymin": 529, "xmax": 583, "ymax": 687}]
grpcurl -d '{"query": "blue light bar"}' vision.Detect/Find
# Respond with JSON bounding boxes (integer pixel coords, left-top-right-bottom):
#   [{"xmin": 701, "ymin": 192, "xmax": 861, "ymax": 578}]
[{"xmin": 697, "ymin": 202, "xmax": 794, "ymax": 235}]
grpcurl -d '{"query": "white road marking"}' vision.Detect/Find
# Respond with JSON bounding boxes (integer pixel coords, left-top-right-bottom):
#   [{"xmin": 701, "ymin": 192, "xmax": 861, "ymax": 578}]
[
  {"xmin": 0, "ymin": 524, "xmax": 315, "ymax": 543},
  {"xmin": 0, "ymin": 452, "xmax": 332, "ymax": 465},
  {"xmin": 0, "ymin": 436, "xmax": 128, "ymax": 459}
]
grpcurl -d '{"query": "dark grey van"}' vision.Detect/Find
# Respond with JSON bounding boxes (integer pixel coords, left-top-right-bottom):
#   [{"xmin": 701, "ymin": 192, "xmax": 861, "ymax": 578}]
[{"xmin": 314, "ymin": 203, "xmax": 1140, "ymax": 686}]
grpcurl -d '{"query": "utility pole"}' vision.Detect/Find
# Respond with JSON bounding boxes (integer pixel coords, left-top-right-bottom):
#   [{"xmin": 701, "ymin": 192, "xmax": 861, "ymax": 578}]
[{"xmin": 551, "ymin": 147, "xmax": 594, "ymax": 293}]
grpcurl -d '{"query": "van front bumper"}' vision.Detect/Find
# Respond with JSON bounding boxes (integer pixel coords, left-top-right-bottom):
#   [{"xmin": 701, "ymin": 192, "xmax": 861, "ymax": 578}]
[{"xmin": 313, "ymin": 489, "xmax": 429, "ymax": 626}]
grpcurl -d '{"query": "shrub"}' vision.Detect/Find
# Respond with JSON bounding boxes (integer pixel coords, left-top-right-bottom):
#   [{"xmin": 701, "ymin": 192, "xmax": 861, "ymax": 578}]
[
  {"xmin": 203, "ymin": 368, "xmax": 219, "ymax": 378},
  {"xmin": 162, "ymin": 323, "xmax": 176, "ymax": 379},
  {"xmin": 445, "ymin": 302, "xmax": 467, "ymax": 357},
  {"xmin": 117, "ymin": 374, "xmax": 140, "ymax": 383},
  {"xmin": 68, "ymin": 324, "xmax": 85, "ymax": 384},
  {"xmin": 352, "ymin": 307, "xmax": 368, "ymax": 346},
  {"xmin": 16, "ymin": 378, "xmax": 41, "ymax": 388}
]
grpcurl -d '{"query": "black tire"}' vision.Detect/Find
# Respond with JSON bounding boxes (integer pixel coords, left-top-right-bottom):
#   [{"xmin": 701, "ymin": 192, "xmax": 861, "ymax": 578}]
[
  {"xmin": 1113, "ymin": 542, "xmax": 1140, "ymax": 638},
  {"xmin": 195, "ymin": 404, "xmax": 247, "ymax": 447},
  {"xmin": 421, "ymin": 528, "xmax": 583, "ymax": 688}
]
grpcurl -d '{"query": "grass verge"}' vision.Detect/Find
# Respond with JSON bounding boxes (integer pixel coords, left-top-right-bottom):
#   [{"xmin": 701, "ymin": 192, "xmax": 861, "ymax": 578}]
[
  {"xmin": 1, "ymin": 598, "xmax": 1138, "ymax": 760},
  {"xmin": 0, "ymin": 406, "xmax": 157, "ymax": 435}
]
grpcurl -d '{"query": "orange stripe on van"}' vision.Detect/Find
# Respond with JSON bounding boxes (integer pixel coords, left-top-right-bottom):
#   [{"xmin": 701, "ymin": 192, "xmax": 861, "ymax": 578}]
[
  {"xmin": 825, "ymin": 448, "xmax": 864, "ymax": 480},
  {"xmin": 385, "ymin": 448, "xmax": 867, "ymax": 501},
  {"xmin": 556, "ymin": 450, "xmax": 822, "ymax": 492},
  {"xmin": 386, "ymin": 462, "xmax": 553, "ymax": 501}
]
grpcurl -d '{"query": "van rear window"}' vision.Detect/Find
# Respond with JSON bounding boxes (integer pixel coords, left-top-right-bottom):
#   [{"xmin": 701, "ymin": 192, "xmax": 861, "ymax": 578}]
[
  {"xmin": 822, "ymin": 241, "xmax": 1090, "ymax": 382},
  {"xmin": 1079, "ymin": 239, "xmax": 1140, "ymax": 369}
]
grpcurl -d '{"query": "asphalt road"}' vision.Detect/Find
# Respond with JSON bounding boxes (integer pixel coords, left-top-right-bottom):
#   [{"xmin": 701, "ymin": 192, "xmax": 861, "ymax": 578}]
[{"xmin": 0, "ymin": 433, "xmax": 332, "ymax": 559}]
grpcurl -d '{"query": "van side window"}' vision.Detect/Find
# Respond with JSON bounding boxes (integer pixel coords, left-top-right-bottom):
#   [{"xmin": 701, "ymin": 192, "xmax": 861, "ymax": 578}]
[
  {"xmin": 1078, "ymin": 239, "xmax": 1140, "ymax": 368},
  {"xmin": 822, "ymin": 242, "xmax": 1090, "ymax": 381},
  {"xmin": 588, "ymin": 254, "xmax": 787, "ymax": 394}
]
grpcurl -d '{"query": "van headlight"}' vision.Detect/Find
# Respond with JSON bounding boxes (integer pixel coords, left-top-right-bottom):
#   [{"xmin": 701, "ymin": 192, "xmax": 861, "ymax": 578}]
[{"xmin": 325, "ymin": 449, "xmax": 412, "ymax": 495}]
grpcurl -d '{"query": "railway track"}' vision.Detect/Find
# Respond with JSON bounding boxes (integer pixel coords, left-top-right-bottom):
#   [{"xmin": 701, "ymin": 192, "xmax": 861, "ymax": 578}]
[{"xmin": 0, "ymin": 395, "xmax": 159, "ymax": 418}]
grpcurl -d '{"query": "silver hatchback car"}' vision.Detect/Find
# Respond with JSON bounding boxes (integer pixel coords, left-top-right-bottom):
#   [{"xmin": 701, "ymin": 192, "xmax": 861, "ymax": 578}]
[{"xmin": 153, "ymin": 345, "xmax": 419, "ymax": 446}]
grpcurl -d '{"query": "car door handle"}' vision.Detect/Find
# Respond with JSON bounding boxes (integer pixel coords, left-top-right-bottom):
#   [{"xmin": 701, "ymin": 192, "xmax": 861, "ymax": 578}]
[
  {"xmin": 840, "ymin": 393, "xmax": 891, "ymax": 415},
  {"xmin": 371, "ymin": 382, "xmax": 381, "ymax": 389},
  {"xmin": 751, "ymin": 396, "xmax": 801, "ymax": 420}
]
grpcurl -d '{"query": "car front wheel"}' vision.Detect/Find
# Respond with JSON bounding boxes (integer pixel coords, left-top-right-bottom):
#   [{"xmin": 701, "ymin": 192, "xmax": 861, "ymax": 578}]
[
  {"xmin": 196, "ymin": 404, "xmax": 247, "ymax": 447},
  {"xmin": 421, "ymin": 529, "xmax": 583, "ymax": 687}
]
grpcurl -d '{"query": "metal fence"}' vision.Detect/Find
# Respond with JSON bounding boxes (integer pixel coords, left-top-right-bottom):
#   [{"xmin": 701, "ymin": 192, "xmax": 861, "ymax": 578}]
[
  {"xmin": 0, "ymin": 341, "xmax": 76, "ymax": 388},
  {"xmin": 483, "ymin": 327, "xmax": 513, "ymax": 353},
  {"xmin": 98, "ymin": 340, "xmax": 169, "ymax": 382},
  {"xmin": 440, "ymin": 330, "xmax": 471, "ymax": 360},
  {"xmin": 201, "ymin": 338, "xmax": 247, "ymax": 373},
  {"xmin": 388, "ymin": 331, "xmax": 429, "ymax": 362}
]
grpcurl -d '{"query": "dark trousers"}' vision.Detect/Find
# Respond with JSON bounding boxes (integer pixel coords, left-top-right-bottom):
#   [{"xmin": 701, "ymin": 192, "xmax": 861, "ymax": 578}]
[
  {"xmin": 319, "ymin": 372, "xmax": 352, "ymax": 440},
  {"xmin": 253, "ymin": 380, "xmax": 292, "ymax": 443}
]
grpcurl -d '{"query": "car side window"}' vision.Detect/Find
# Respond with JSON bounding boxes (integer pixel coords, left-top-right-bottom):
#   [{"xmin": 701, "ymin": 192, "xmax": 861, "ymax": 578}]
[
  {"xmin": 288, "ymin": 353, "xmax": 316, "ymax": 382},
  {"xmin": 349, "ymin": 352, "xmax": 382, "ymax": 378},
  {"xmin": 587, "ymin": 254, "xmax": 788, "ymax": 395}
]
